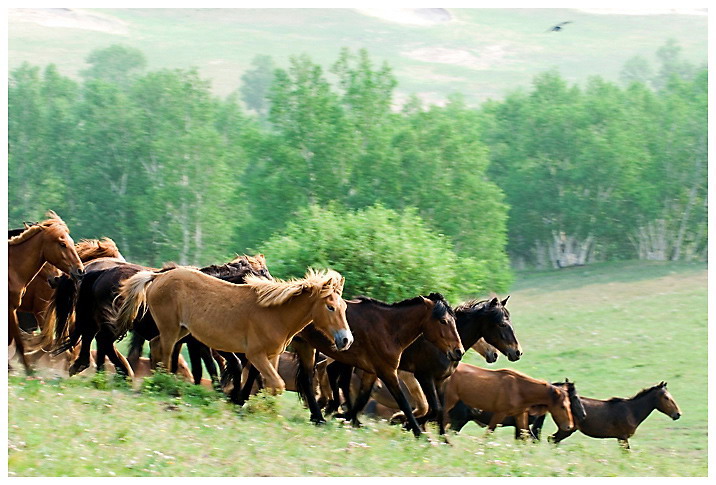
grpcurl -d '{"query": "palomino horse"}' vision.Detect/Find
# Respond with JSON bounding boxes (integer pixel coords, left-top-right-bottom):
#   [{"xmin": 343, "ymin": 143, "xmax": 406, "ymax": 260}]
[
  {"xmin": 536, "ymin": 381, "xmax": 681, "ymax": 449},
  {"xmin": 112, "ymin": 267, "xmax": 353, "ymax": 394},
  {"xmin": 287, "ymin": 293, "xmax": 463, "ymax": 437},
  {"xmin": 442, "ymin": 363, "xmax": 575, "ymax": 437},
  {"xmin": 19, "ymin": 238, "xmax": 123, "ymax": 335},
  {"xmin": 47, "ymin": 255, "xmax": 269, "ymax": 382},
  {"xmin": 449, "ymin": 379, "xmax": 586, "ymax": 439},
  {"xmin": 8, "ymin": 211, "xmax": 84, "ymax": 373}
]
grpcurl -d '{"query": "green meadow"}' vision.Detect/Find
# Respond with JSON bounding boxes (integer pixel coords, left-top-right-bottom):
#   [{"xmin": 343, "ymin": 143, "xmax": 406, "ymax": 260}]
[{"xmin": 7, "ymin": 260, "xmax": 707, "ymax": 476}]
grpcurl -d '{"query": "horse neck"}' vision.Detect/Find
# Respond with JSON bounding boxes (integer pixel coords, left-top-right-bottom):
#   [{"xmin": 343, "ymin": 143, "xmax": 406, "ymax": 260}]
[
  {"xmin": 273, "ymin": 292, "xmax": 320, "ymax": 336},
  {"xmin": 624, "ymin": 389, "xmax": 659, "ymax": 426},
  {"xmin": 384, "ymin": 304, "xmax": 433, "ymax": 350},
  {"xmin": 455, "ymin": 309, "xmax": 486, "ymax": 349},
  {"xmin": 9, "ymin": 231, "xmax": 47, "ymax": 285}
]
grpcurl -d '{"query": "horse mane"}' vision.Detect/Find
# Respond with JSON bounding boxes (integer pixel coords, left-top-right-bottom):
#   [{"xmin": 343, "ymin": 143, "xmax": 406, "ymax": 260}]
[
  {"xmin": 244, "ymin": 268, "xmax": 343, "ymax": 307},
  {"xmin": 455, "ymin": 295, "xmax": 510, "ymax": 318},
  {"xmin": 232, "ymin": 253, "xmax": 267, "ymax": 272},
  {"xmin": 609, "ymin": 383, "xmax": 665, "ymax": 403},
  {"xmin": 8, "ymin": 211, "xmax": 69, "ymax": 246},
  {"xmin": 353, "ymin": 292, "xmax": 453, "ymax": 319},
  {"xmin": 75, "ymin": 237, "xmax": 121, "ymax": 261}
]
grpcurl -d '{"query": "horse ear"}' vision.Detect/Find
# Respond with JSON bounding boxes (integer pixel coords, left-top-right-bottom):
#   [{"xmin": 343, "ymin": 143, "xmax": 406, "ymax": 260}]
[
  {"xmin": 501, "ymin": 295, "xmax": 510, "ymax": 306},
  {"xmin": 489, "ymin": 297, "xmax": 499, "ymax": 307},
  {"xmin": 660, "ymin": 381, "xmax": 667, "ymax": 388},
  {"xmin": 565, "ymin": 377, "xmax": 570, "ymax": 383}
]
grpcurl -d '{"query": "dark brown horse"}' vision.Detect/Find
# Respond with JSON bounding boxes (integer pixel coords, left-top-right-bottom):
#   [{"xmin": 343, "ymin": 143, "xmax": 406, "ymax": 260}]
[
  {"xmin": 332, "ymin": 296, "xmax": 521, "ymax": 436},
  {"xmin": 8, "ymin": 212, "xmax": 84, "ymax": 373},
  {"xmin": 535, "ymin": 381, "xmax": 681, "ymax": 449},
  {"xmin": 289, "ymin": 293, "xmax": 464, "ymax": 437}
]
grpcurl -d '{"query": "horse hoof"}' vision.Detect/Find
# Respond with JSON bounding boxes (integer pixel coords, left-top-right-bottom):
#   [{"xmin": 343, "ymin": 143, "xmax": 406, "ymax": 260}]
[
  {"xmin": 310, "ymin": 416, "xmax": 327, "ymax": 426},
  {"xmin": 68, "ymin": 363, "xmax": 88, "ymax": 376}
]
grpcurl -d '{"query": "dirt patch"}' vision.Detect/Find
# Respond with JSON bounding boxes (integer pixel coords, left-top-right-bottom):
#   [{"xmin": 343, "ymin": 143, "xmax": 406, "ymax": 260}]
[
  {"xmin": 8, "ymin": 8, "xmax": 128, "ymax": 35},
  {"xmin": 356, "ymin": 8, "xmax": 452, "ymax": 26}
]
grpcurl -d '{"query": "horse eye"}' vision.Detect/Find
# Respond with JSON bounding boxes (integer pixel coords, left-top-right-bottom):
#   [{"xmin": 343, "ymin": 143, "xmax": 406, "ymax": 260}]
[
  {"xmin": 327, "ymin": 305, "xmax": 335, "ymax": 312},
  {"xmin": 59, "ymin": 242, "xmax": 67, "ymax": 248}
]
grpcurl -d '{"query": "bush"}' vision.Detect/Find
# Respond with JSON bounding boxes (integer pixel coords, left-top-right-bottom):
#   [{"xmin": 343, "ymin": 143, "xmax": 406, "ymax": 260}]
[{"xmin": 257, "ymin": 203, "xmax": 501, "ymax": 303}]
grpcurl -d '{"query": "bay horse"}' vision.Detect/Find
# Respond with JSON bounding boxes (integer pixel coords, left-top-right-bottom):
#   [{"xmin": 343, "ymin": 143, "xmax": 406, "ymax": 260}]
[
  {"xmin": 8, "ymin": 211, "xmax": 84, "ymax": 373},
  {"xmin": 112, "ymin": 267, "xmax": 353, "ymax": 394},
  {"xmin": 449, "ymin": 379, "xmax": 586, "ymax": 439},
  {"xmin": 535, "ymin": 381, "xmax": 681, "ymax": 449},
  {"xmin": 324, "ymin": 337, "xmax": 499, "ymax": 422},
  {"xmin": 46, "ymin": 255, "xmax": 269, "ymax": 382},
  {"xmin": 367, "ymin": 296, "xmax": 521, "ymax": 436},
  {"xmin": 288, "ymin": 293, "xmax": 463, "ymax": 437},
  {"xmin": 442, "ymin": 363, "xmax": 575, "ymax": 437}
]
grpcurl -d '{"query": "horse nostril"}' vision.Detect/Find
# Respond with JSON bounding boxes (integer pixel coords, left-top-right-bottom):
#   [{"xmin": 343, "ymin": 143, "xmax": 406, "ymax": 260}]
[{"xmin": 342, "ymin": 337, "xmax": 349, "ymax": 347}]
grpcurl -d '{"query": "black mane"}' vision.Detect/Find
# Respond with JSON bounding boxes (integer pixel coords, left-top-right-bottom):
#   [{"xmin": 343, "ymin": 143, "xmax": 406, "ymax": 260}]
[{"xmin": 353, "ymin": 292, "xmax": 453, "ymax": 320}]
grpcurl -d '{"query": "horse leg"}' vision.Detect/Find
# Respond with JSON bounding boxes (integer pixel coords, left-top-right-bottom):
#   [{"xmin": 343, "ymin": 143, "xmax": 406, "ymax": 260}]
[
  {"xmin": 238, "ymin": 362, "xmax": 262, "ymax": 405},
  {"xmin": 379, "ymin": 371, "xmax": 422, "ymax": 438},
  {"xmin": 199, "ymin": 343, "xmax": 220, "ymax": 387},
  {"xmin": 104, "ymin": 341, "xmax": 134, "ymax": 379},
  {"xmin": 515, "ymin": 412, "xmax": 530, "ymax": 440},
  {"xmin": 531, "ymin": 413, "xmax": 547, "ymax": 440},
  {"xmin": 185, "ymin": 337, "xmax": 203, "ymax": 385},
  {"xmin": 244, "ymin": 352, "xmax": 284, "ymax": 395},
  {"xmin": 415, "ymin": 375, "xmax": 443, "ymax": 434},
  {"xmin": 342, "ymin": 371, "xmax": 377, "ymax": 428},
  {"xmin": 325, "ymin": 361, "xmax": 351, "ymax": 415},
  {"xmin": 291, "ymin": 340, "xmax": 325, "ymax": 424},
  {"xmin": 549, "ymin": 427, "xmax": 575, "ymax": 444},
  {"xmin": 69, "ymin": 311, "xmax": 97, "ymax": 376},
  {"xmin": 487, "ymin": 413, "xmax": 507, "ymax": 432},
  {"xmin": 9, "ymin": 307, "xmax": 33, "ymax": 375},
  {"xmin": 157, "ymin": 326, "xmax": 188, "ymax": 373},
  {"xmin": 618, "ymin": 439, "xmax": 631, "ymax": 451}
]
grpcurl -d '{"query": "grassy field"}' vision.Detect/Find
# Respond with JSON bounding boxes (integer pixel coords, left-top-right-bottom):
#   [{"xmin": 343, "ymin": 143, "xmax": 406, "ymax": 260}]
[
  {"xmin": 7, "ymin": 260, "xmax": 708, "ymax": 476},
  {"xmin": 7, "ymin": 8, "xmax": 707, "ymax": 105}
]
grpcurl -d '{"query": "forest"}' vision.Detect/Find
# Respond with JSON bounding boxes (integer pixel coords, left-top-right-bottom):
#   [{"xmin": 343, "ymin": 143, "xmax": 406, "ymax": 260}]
[{"xmin": 7, "ymin": 41, "xmax": 707, "ymax": 302}]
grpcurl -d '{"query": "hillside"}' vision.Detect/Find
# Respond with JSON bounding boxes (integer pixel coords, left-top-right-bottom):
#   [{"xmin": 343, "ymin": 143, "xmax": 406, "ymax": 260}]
[
  {"xmin": 8, "ymin": 261, "xmax": 708, "ymax": 476},
  {"xmin": 7, "ymin": 8, "xmax": 708, "ymax": 106}
]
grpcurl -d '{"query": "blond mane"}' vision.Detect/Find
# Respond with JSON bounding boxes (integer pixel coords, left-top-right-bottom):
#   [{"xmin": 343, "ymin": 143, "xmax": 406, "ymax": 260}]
[
  {"xmin": 231, "ymin": 253, "xmax": 267, "ymax": 272},
  {"xmin": 8, "ymin": 210, "xmax": 69, "ymax": 246},
  {"xmin": 76, "ymin": 237, "xmax": 123, "ymax": 261},
  {"xmin": 244, "ymin": 268, "xmax": 344, "ymax": 307}
]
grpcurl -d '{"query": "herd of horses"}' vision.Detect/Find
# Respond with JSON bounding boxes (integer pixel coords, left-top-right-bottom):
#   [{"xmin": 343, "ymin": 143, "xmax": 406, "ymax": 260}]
[{"xmin": 8, "ymin": 211, "xmax": 683, "ymax": 450}]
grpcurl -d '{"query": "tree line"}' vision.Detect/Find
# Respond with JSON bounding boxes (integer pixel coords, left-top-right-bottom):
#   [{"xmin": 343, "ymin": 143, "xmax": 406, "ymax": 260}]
[{"xmin": 7, "ymin": 42, "xmax": 706, "ymax": 300}]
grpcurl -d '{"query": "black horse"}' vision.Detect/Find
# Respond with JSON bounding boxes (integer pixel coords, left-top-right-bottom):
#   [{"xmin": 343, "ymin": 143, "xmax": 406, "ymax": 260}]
[
  {"xmin": 449, "ymin": 379, "xmax": 587, "ymax": 439},
  {"xmin": 327, "ymin": 296, "xmax": 521, "ymax": 436}
]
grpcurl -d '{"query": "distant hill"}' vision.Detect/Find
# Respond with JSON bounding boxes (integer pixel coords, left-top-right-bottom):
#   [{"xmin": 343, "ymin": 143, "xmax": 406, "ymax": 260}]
[{"xmin": 7, "ymin": 8, "xmax": 708, "ymax": 107}]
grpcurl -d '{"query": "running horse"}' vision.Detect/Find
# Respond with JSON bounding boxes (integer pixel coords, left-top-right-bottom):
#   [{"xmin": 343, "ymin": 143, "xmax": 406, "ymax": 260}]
[
  {"xmin": 112, "ymin": 267, "xmax": 353, "ymax": 394},
  {"xmin": 534, "ymin": 381, "xmax": 681, "ymax": 449},
  {"xmin": 8, "ymin": 211, "xmax": 84, "ymax": 373},
  {"xmin": 442, "ymin": 363, "xmax": 575, "ymax": 437}
]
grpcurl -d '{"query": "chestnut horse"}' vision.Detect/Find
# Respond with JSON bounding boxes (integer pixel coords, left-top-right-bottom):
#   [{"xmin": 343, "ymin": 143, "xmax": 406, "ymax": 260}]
[
  {"xmin": 112, "ymin": 267, "xmax": 353, "ymax": 394},
  {"xmin": 8, "ymin": 211, "xmax": 84, "ymax": 373},
  {"xmin": 442, "ymin": 363, "xmax": 575, "ymax": 437},
  {"xmin": 288, "ymin": 293, "xmax": 463, "ymax": 437},
  {"xmin": 449, "ymin": 379, "xmax": 586, "ymax": 439},
  {"xmin": 536, "ymin": 381, "xmax": 681, "ymax": 449}
]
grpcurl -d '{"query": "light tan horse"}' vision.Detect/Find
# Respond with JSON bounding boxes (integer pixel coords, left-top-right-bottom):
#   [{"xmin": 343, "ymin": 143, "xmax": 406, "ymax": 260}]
[
  {"xmin": 112, "ymin": 267, "xmax": 353, "ymax": 394},
  {"xmin": 442, "ymin": 362, "xmax": 575, "ymax": 436},
  {"xmin": 8, "ymin": 211, "xmax": 85, "ymax": 373}
]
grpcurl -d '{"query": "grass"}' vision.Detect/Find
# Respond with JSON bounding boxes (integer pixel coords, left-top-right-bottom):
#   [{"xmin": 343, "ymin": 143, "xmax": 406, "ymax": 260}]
[
  {"xmin": 8, "ymin": 8, "xmax": 707, "ymax": 105},
  {"xmin": 7, "ymin": 260, "xmax": 707, "ymax": 476}
]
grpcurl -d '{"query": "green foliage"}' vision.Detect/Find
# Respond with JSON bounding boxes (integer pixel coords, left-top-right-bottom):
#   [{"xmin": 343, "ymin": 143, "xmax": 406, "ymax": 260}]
[
  {"xmin": 242, "ymin": 389, "xmax": 280, "ymax": 416},
  {"xmin": 81, "ymin": 44, "xmax": 147, "ymax": 87},
  {"xmin": 140, "ymin": 369, "xmax": 218, "ymax": 407},
  {"xmin": 260, "ymin": 204, "xmax": 506, "ymax": 302},
  {"xmin": 239, "ymin": 54, "xmax": 276, "ymax": 119}
]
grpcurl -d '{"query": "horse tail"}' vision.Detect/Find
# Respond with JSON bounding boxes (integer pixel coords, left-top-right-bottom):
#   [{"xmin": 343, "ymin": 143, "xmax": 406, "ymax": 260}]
[
  {"xmin": 293, "ymin": 350, "xmax": 310, "ymax": 405},
  {"xmin": 25, "ymin": 275, "xmax": 78, "ymax": 352},
  {"xmin": 110, "ymin": 270, "xmax": 158, "ymax": 341}
]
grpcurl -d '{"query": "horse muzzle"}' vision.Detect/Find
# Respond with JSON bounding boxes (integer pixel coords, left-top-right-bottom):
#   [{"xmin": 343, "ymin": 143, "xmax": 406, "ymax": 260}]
[
  {"xmin": 71, "ymin": 267, "xmax": 85, "ymax": 280},
  {"xmin": 447, "ymin": 347, "xmax": 464, "ymax": 362},
  {"xmin": 486, "ymin": 351, "xmax": 498, "ymax": 363},
  {"xmin": 507, "ymin": 347, "xmax": 522, "ymax": 362},
  {"xmin": 333, "ymin": 329, "xmax": 353, "ymax": 351},
  {"xmin": 671, "ymin": 412, "xmax": 681, "ymax": 420}
]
